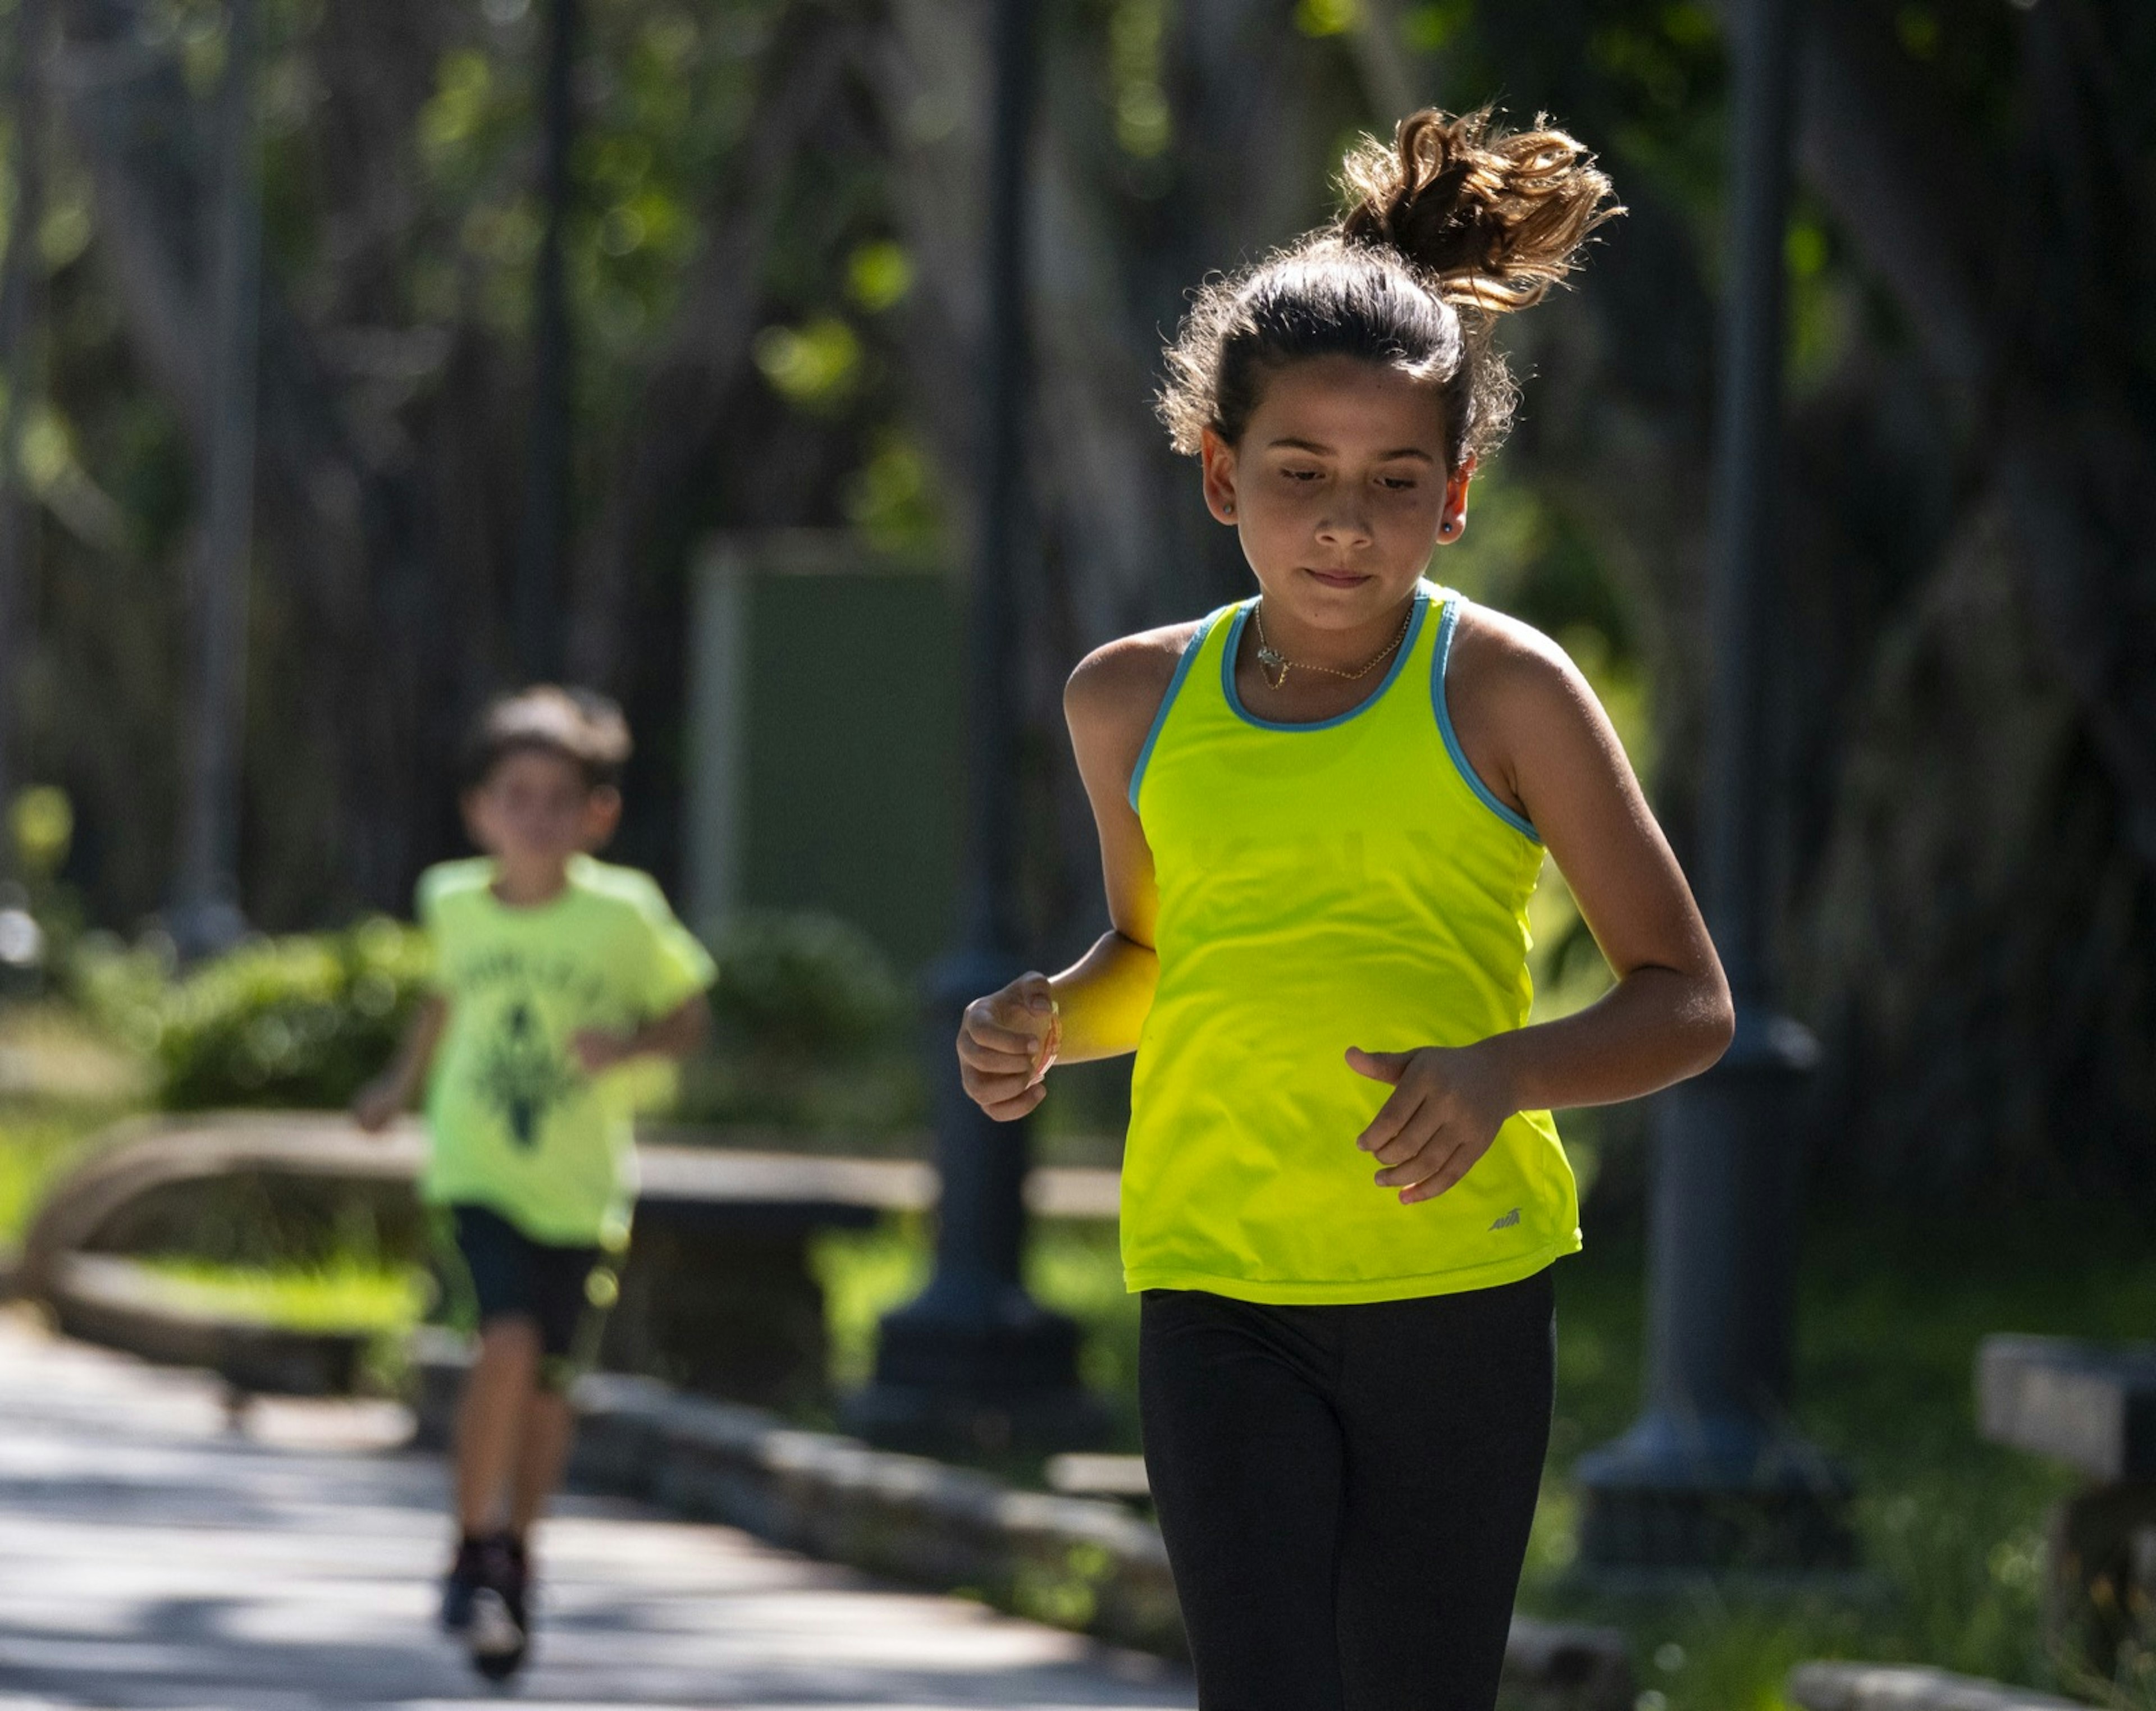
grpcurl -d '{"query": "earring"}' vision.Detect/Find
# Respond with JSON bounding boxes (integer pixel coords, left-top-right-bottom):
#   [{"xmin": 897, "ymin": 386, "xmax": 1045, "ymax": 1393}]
[{"xmin": 1223, "ymin": 502, "xmax": 1236, "ymax": 517}]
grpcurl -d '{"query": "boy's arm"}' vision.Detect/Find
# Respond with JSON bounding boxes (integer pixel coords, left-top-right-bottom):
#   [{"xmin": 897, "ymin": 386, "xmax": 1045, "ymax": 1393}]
[
  {"xmin": 353, "ymin": 994, "xmax": 449, "ymax": 1133},
  {"xmin": 571, "ymin": 994, "xmax": 710, "ymax": 1075}
]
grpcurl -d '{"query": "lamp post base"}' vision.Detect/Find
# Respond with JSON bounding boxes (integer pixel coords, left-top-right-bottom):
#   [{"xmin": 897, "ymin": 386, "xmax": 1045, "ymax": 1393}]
[
  {"xmin": 1574, "ymin": 1410, "xmax": 1856, "ymax": 1571},
  {"xmin": 842, "ymin": 1278, "xmax": 1113, "ymax": 1456}
]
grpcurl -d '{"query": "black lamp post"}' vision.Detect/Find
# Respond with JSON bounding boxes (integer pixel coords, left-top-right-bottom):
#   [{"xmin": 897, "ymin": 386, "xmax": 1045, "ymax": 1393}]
[
  {"xmin": 172, "ymin": 0, "xmax": 262, "ymax": 960},
  {"xmin": 515, "ymin": 0, "xmax": 578, "ymax": 685},
  {"xmin": 0, "ymin": 0, "xmax": 48, "ymax": 844},
  {"xmin": 1573, "ymin": 0, "xmax": 1855, "ymax": 1571},
  {"xmin": 843, "ymin": 0, "xmax": 1105, "ymax": 1455}
]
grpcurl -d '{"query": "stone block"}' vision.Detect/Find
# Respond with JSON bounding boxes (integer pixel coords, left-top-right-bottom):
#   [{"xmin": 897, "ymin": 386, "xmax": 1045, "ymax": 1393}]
[{"xmin": 1979, "ymin": 1336, "xmax": 2156, "ymax": 1482}]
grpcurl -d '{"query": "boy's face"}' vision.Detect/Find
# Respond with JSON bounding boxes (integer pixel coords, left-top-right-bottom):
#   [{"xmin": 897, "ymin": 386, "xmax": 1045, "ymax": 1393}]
[{"xmin": 463, "ymin": 748, "xmax": 620, "ymax": 871}]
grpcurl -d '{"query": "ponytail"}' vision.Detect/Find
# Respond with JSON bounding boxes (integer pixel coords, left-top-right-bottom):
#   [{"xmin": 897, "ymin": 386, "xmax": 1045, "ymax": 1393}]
[{"xmin": 1157, "ymin": 108, "xmax": 1622, "ymax": 465}]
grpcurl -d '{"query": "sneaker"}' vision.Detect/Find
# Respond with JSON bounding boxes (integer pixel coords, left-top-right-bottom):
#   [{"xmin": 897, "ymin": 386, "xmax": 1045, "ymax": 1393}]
[
  {"xmin": 440, "ymin": 1535, "xmax": 488, "ymax": 1633},
  {"xmin": 468, "ymin": 1534, "xmax": 529, "ymax": 1681}
]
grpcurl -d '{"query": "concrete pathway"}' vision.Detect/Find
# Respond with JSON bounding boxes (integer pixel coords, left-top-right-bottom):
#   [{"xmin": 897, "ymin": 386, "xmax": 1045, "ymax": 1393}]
[{"xmin": 0, "ymin": 1309, "xmax": 1193, "ymax": 1710}]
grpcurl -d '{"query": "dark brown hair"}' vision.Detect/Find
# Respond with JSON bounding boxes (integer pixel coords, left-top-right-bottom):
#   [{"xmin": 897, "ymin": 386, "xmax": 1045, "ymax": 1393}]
[
  {"xmin": 462, "ymin": 685, "xmax": 633, "ymax": 792},
  {"xmin": 1156, "ymin": 108, "xmax": 1622, "ymax": 467}
]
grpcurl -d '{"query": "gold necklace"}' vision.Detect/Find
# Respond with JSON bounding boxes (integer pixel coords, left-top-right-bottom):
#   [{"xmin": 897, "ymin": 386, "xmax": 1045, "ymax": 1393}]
[{"xmin": 1251, "ymin": 599, "xmax": 1413, "ymax": 691}]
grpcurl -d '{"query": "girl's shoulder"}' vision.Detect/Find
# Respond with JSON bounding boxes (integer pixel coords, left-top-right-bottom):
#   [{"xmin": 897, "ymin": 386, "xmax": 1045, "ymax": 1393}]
[
  {"xmin": 1442, "ymin": 594, "xmax": 1584, "ymax": 718},
  {"xmin": 1065, "ymin": 616, "xmax": 1212, "ymax": 749},
  {"xmin": 1441, "ymin": 596, "xmax": 1619, "ymax": 818}
]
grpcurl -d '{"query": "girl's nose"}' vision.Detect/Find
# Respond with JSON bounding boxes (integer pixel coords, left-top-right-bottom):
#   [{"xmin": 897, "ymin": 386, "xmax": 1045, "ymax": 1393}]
[{"xmin": 1314, "ymin": 506, "xmax": 1374, "ymax": 548}]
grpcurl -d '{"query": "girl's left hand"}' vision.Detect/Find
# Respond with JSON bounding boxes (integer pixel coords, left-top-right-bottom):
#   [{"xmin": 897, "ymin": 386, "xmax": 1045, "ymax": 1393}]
[{"xmin": 1345, "ymin": 1042, "xmax": 1517, "ymax": 1204}]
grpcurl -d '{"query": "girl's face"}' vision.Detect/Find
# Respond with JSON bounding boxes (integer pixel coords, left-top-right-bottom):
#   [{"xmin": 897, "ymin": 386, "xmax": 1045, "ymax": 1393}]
[{"xmin": 1200, "ymin": 355, "xmax": 1472, "ymax": 632}]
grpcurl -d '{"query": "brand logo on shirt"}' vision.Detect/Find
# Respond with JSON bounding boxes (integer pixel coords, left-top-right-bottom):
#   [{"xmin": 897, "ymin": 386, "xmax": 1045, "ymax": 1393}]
[{"xmin": 1488, "ymin": 1207, "xmax": 1521, "ymax": 1230}]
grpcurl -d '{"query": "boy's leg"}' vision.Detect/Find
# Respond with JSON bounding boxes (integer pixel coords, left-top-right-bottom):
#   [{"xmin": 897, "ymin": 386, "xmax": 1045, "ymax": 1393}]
[
  {"xmin": 504, "ymin": 1246, "xmax": 608, "ymax": 1540},
  {"xmin": 446, "ymin": 1205, "xmax": 546, "ymax": 1539},
  {"xmin": 454, "ymin": 1316, "xmax": 542, "ymax": 1537},
  {"xmin": 508, "ymin": 1389, "xmax": 573, "ymax": 1538}
]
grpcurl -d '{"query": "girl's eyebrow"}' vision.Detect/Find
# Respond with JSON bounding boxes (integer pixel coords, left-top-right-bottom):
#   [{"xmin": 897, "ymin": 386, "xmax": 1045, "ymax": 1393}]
[{"xmin": 1265, "ymin": 437, "xmax": 1434, "ymax": 461}]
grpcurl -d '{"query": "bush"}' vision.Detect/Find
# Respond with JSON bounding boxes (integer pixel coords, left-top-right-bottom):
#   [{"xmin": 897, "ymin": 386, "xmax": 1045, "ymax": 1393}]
[
  {"xmin": 75, "ymin": 918, "xmax": 431, "ymax": 1110},
  {"xmin": 677, "ymin": 910, "xmax": 925, "ymax": 1136},
  {"xmin": 707, "ymin": 909, "xmax": 908, "ymax": 1057}
]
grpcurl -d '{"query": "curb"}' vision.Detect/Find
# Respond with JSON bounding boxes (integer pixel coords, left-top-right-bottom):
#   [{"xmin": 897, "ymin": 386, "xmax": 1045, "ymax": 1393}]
[
  {"xmin": 1789, "ymin": 1663, "xmax": 2086, "ymax": 1711},
  {"xmin": 414, "ymin": 1333, "xmax": 1634, "ymax": 1706}
]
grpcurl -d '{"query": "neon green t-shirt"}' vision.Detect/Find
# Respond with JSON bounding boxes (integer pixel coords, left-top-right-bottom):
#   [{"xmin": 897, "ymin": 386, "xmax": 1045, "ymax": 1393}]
[{"xmin": 418, "ymin": 855, "xmax": 716, "ymax": 1249}]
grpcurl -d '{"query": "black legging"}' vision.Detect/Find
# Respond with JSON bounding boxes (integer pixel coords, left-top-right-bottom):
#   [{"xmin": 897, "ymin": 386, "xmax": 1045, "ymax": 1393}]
[{"xmin": 1139, "ymin": 1269, "xmax": 1555, "ymax": 1711}]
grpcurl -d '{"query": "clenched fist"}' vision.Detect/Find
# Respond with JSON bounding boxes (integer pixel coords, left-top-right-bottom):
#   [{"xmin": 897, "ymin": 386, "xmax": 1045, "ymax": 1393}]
[{"xmin": 956, "ymin": 973, "xmax": 1061, "ymax": 1121}]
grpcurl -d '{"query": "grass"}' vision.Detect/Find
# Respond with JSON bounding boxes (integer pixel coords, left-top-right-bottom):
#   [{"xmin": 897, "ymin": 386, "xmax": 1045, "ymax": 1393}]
[
  {"xmin": 811, "ymin": 1201, "xmax": 2156, "ymax": 1710},
  {"xmin": 133, "ymin": 1255, "xmax": 430, "ymax": 1333}
]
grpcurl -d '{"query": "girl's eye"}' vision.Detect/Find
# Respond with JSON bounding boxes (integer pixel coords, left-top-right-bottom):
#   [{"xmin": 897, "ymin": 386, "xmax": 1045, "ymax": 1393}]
[
  {"xmin": 1378, "ymin": 477, "xmax": 1417, "ymax": 491},
  {"xmin": 1280, "ymin": 466, "xmax": 1322, "ymax": 482}
]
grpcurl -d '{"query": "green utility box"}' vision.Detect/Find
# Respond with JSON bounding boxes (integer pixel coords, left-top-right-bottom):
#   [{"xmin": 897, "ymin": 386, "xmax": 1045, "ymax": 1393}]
[{"xmin": 686, "ymin": 533, "xmax": 962, "ymax": 970}]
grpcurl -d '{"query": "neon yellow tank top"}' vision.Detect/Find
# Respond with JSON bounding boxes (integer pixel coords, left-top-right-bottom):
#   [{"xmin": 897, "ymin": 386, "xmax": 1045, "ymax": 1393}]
[{"xmin": 1121, "ymin": 580, "xmax": 1581, "ymax": 1304}]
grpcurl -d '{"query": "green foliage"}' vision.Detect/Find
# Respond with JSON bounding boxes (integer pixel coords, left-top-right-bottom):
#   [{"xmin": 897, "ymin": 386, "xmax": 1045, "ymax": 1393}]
[
  {"xmin": 74, "ymin": 919, "xmax": 431, "ymax": 1111},
  {"xmin": 842, "ymin": 429, "xmax": 943, "ymax": 554},
  {"xmin": 844, "ymin": 241, "xmax": 915, "ymax": 314},
  {"xmin": 1107, "ymin": 0, "xmax": 1173, "ymax": 157},
  {"xmin": 678, "ymin": 910, "xmax": 924, "ymax": 1133},
  {"xmin": 10, "ymin": 787, "xmax": 74, "ymax": 880},
  {"xmin": 709, "ymin": 909, "xmax": 907, "ymax": 1056},
  {"xmin": 752, "ymin": 317, "xmax": 865, "ymax": 412}
]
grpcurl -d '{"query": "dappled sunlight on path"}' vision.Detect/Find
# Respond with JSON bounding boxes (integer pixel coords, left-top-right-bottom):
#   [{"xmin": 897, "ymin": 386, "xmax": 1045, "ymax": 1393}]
[{"xmin": 0, "ymin": 1309, "xmax": 1193, "ymax": 1710}]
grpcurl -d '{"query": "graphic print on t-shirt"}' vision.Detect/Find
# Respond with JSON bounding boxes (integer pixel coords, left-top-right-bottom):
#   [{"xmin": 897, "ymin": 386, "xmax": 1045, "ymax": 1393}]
[{"xmin": 474, "ymin": 999, "xmax": 582, "ymax": 1149}]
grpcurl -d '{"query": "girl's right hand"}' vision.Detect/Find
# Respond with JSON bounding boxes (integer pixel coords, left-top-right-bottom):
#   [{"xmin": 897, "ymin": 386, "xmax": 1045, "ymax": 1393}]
[{"xmin": 956, "ymin": 973, "xmax": 1060, "ymax": 1120}]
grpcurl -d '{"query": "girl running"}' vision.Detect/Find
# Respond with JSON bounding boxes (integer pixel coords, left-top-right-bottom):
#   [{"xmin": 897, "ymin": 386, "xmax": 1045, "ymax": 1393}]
[{"xmin": 957, "ymin": 109, "xmax": 1734, "ymax": 1710}]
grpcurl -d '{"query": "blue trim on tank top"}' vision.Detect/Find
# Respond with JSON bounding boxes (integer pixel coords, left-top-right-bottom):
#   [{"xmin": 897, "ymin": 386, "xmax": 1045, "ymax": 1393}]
[
  {"xmin": 1218, "ymin": 587, "xmax": 1431, "ymax": 734},
  {"xmin": 1126, "ymin": 614, "xmax": 1217, "ymax": 812},
  {"xmin": 1431, "ymin": 593, "xmax": 1542, "ymax": 843}
]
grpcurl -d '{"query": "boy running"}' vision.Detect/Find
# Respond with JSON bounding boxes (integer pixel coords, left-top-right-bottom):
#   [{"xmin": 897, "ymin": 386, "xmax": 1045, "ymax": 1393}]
[{"xmin": 354, "ymin": 685, "xmax": 715, "ymax": 1679}]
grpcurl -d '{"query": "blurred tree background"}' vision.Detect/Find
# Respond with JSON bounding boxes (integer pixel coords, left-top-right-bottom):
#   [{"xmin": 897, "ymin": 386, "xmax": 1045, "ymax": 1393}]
[{"xmin": 0, "ymin": 0, "xmax": 2150, "ymax": 1205}]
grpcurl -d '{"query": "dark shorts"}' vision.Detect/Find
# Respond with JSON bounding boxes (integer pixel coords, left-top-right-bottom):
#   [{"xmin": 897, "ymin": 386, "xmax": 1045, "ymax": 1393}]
[{"xmin": 438, "ymin": 1203, "xmax": 612, "ymax": 1388}]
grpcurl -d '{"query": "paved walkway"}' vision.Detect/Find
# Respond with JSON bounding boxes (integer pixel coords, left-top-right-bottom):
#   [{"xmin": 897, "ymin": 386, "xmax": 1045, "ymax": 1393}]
[{"xmin": 0, "ymin": 1309, "xmax": 1193, "ymax": 1710}]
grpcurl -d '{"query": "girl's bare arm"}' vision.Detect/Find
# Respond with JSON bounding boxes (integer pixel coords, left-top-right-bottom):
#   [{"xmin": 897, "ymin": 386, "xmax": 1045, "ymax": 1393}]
[
  {"xmin": 1352, "ymin": 610, "xmax": 1733, "ymax": 1201},
  {"xmin": 954, "ymin": 624, "xmax": 1194, "ymax": 1120}
]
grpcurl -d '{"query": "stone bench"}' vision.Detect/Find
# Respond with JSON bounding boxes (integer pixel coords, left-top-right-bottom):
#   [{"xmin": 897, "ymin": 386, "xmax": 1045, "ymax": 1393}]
[
  {"xmin": 1978, "ymin": 1334, "xmax": 2156, "ymax": 1673},
  {"xmin": 48, "ymin": 1251, "xmax": 370, "ymax": 1399},
  {"xmin": 19, "ymin": 1111, "xmax": 1120, "ymax": 1409}
]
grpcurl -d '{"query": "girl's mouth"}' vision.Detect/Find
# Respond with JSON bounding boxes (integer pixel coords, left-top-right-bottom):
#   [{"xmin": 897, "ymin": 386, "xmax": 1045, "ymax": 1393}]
[{"xmin": 1302, "ymin": 567, "xmax": 1375, "ymax": 588}]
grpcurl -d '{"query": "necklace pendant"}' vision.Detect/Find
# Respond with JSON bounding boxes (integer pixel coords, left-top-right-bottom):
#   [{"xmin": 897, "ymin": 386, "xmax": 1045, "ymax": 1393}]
[{"xmin": 1256, "ymin": 644, "xmax": 1289, "ymax": 689}]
